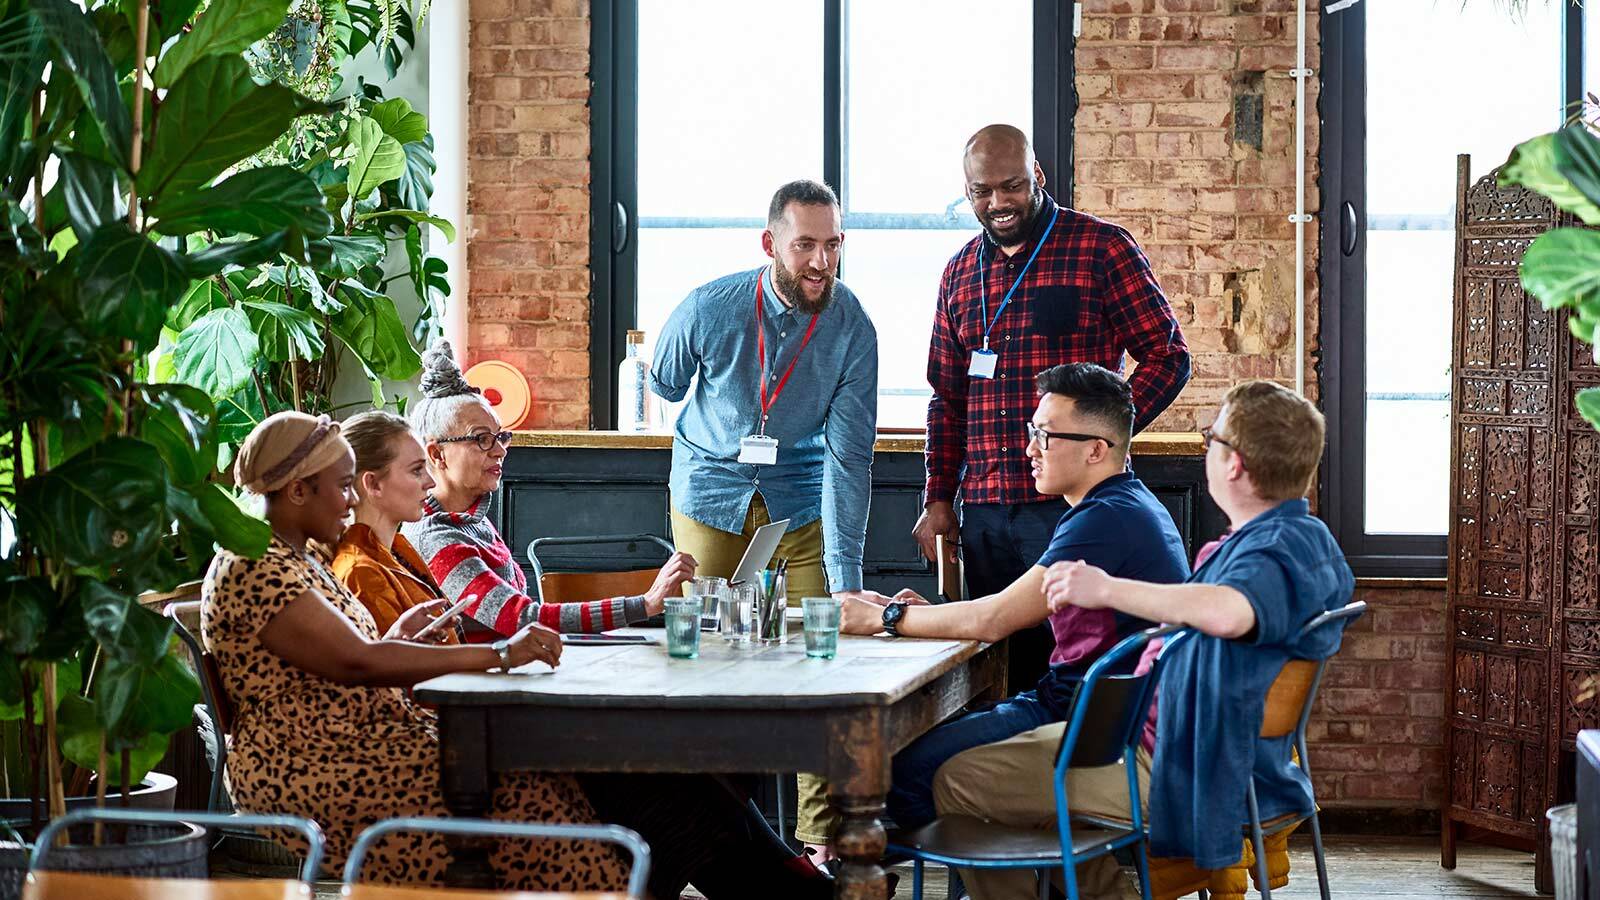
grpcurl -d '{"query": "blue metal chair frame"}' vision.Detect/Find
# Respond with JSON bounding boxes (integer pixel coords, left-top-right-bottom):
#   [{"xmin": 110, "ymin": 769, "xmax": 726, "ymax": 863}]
[
  {"xmin": 1241, "ymin": 599, "xmax": 1367, "ymax": 900},
  {"xmin": 164, "ymin": 605, "xmax": 229, "ymax": 814},
  {"xmin": 29, "ymin": 809, "xmax": 325, "ymax": 882},
  {"xmin": 889, "ymin": 623, "xmax": 1195, "ymax": 900},
  {"xmin": 344, "ymin": 816, "xmax": 652, "ymax": 898},
  {"xmin": 525, "ymin": 533, "xmax": 675, "ymax": 600}
]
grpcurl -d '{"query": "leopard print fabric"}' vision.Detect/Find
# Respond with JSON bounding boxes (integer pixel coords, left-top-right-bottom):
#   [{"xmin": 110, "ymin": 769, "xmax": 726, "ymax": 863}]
[{"xmin": 200, "ymin": 537, "xmax": 629, "ymax": 889}]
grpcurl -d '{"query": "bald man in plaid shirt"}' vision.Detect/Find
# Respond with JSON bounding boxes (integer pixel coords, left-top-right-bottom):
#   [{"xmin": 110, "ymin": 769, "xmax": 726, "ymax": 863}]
[{"xmin": 912, "ymin": 124, "xmax": 1190, "ymax": 693}]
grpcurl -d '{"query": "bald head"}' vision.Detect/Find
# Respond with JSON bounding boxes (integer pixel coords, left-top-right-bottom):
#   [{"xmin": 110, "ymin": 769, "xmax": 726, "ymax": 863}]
[{"xmin": 963, "ymin": 124, "xmax": 1046, "ymax": 250}]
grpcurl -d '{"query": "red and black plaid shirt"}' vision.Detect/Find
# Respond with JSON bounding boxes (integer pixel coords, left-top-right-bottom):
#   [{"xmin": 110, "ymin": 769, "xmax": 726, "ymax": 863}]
[{"xmin": 925, "ymin": 193, "xmax": 1190, "ymax": 506}]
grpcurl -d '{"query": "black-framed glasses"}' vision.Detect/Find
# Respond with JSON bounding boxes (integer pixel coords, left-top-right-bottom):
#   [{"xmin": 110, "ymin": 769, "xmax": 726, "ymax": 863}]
[
  {"xmin": 438, "ymin": 430, "xmax": 514, "ymax": 452},
  {"xmin": 1026, "ymin": 422, "xmax": 1115, "ymax": 452},
  {"xmin": 1200, "ymin": 425, "xmax": 1236, "ymax": 454}
]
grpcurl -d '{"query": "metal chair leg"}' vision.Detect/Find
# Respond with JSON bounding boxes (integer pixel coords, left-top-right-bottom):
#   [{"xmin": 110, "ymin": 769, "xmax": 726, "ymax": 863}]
[
  {"xmin": 1060, "ymin": 854, "xmax": 1081, "ymax": 900},
  {"xmin": 913, "ymin": 858, "xmax": 923, "ymax": 900},
  {"xmin": 1308, "ymin": 808, "xmax": 1331, "ymax": 900},
  {"xmin": 1247, "ymin": 781, "xmax": 1271, "ymax": 899},
  {"xmin": 1039, "ymin": 866, "xmax": 1051, "ymax": 900},
  {"xmin": 1133, "ymin": 838, "xmax": 1154, "ymax": 900},
  {"xmin": 774, "ymin": 775, "xmax": 787, "ymax": 849},
  {"xmin": 947, "ymin": 866, "xmax": 965, "ymax": 900}
]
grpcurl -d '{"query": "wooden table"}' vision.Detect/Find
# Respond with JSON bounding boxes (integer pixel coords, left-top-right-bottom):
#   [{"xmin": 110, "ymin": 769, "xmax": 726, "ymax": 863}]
[{"xmin": 414, "ymin": 630, "xmax": 1006, "ymax": 899}]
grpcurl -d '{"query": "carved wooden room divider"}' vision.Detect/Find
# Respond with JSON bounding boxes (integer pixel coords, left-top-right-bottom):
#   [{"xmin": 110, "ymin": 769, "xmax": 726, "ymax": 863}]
[{"xmin": 1444, "ymin": 154, "xmax": 1600, "ymax": 889}]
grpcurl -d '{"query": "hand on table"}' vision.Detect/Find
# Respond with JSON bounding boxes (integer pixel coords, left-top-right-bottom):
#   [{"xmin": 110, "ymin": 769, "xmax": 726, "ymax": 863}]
[
  {"xmin": 892, "ymin": 589, "xmax": 932, "ymax": 606},
  {"xmin": 504, "ymin": 622, "xmax": 563, "ymax": 669},
  {"xmin": 839, "ymin": 595, "xmax": 890, "ymax": 635},
  {"xmin": 1041, "ymin": 560, "xmax": 1115, "ymax": 613},
  {"xmin": 644, "ymin": 551, "xmax": 699, "ymax": 616}
]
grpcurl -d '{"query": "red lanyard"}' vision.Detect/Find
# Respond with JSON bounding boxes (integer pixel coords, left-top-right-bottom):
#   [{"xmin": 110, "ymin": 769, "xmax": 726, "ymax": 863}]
[{"xmin": 755, "ymin": 275, "xmax": 821, "ymax": 433}]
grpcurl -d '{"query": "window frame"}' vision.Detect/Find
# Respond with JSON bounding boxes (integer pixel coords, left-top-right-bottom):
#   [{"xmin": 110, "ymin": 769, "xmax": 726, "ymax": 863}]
[
  {"xmin": 589, "ymin": 0, "xmax": 1076, "ymax": 429},
  {"xmin": 1318, "ymin": 1, "xmax": 1584, "ymax": 577}
]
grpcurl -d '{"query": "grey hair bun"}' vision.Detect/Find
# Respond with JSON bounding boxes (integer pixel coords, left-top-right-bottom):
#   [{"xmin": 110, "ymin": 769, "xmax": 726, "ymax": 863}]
[{"xmin": 419, "ymin": 341, "xmax": 477, "ymax": 399}]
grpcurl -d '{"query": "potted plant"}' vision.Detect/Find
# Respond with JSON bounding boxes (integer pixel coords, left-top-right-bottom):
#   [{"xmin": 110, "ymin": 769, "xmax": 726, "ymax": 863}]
[{"xmin": 0, "ymin": 0, "xmax": 339, "ymax": 889}]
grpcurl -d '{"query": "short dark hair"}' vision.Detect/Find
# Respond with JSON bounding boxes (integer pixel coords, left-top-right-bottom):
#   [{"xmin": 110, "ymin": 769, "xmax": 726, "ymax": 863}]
[
  {"xmin": 1034, "ymin": 363, "xmax": 1136, "ymax": 442},
  {"xmin": 767, "ymin": 179, "xmax": 840, "ymax": 229}
]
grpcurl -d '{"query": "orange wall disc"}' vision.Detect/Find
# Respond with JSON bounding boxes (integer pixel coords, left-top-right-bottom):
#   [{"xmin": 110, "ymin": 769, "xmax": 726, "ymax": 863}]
[{"xmin": 464, "ymin": 360, "xmax": 532, "ymax": 429}]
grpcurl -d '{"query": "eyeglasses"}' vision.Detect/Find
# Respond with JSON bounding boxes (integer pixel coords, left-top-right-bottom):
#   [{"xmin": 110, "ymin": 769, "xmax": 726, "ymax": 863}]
[
  {"xmin": 1200, "ymin": 425, "xmax": 1236, "ymax": 454},
  {"xmin": 437, "ymin": 430, "xmax": 514, "ymax": 452},
  {"xmin": 1026, "ymin": 422, "xmax": 1115, "ymax": 452}
]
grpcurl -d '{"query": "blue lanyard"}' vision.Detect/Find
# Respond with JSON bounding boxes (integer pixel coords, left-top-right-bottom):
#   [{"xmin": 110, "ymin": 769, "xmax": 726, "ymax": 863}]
[{"xmin": 977, "ymin": 205, "xmax": 1059, "ymax": 350}]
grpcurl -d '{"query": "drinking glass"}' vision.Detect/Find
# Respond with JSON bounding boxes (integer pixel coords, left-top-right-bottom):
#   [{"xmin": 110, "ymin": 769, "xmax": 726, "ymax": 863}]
[
  {"xmin": 664, "ymin": 598, "xmax": 701, "ymax": 659},
  {"xmin": 802, "ymin": 596, "xmax": 842, "ymax": 660},
  {"xmin": 720, "ymin": 582, "xmax": 759, "ymax": 645},
  {"xmin": 686, "ymin": 576, "xmax": 729, "ymax": 629}
]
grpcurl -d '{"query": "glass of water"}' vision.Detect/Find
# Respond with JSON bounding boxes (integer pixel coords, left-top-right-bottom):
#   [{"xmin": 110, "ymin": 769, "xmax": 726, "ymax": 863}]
[
  {"xmin": 802, "ymin": 596, "xmax": 842, "ymax": 660},
  {"xmin": 720, "ymin": 582, "xmax": 758, "ymax": 645},
  {"xmin": 686, "ymin": 576, "xmax": 729, "ymax": 629},
  {"xmin": 664, "ymin": 598, "xmax": 701, "ymax": 659}
]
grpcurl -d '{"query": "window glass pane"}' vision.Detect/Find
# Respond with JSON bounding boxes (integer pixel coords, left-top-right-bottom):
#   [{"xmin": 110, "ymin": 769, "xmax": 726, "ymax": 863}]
[
  {"xmin": 1361, "ymin": 3, "xmax": 1560, "ymax": 534},
  {"xmin": 845, "ymin": 0, "xmax": 1031, "ymax": 427}
]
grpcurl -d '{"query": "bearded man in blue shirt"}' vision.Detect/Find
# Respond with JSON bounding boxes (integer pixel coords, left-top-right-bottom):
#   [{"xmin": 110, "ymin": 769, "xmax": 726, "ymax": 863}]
[{"xmin": 928, "ymin": 380, "xmax": 1357, "ymax": 900}]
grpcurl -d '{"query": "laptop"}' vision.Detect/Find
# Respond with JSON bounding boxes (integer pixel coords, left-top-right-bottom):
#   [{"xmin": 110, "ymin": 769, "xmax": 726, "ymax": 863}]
[{"xmin": 697, "ymin": 519, "xmax": 790, "ymax": 629}]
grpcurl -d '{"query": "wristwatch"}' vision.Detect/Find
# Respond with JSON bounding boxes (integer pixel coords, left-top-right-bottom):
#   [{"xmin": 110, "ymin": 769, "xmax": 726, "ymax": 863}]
[
  {"xmin": 490, "ymin": 638, "xmax": 512, "ymax": 672},
  {"xmin": 881, "ymin": 600, "xmax": 908, "ymax": 638}
]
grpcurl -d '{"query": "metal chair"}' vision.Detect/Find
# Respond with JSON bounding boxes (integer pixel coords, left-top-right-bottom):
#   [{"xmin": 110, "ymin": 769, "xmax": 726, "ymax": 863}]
[
  {"xmin": 526, "ymin": 534, "xmax": 674, "ymax": 606},
  {"xmin": 342, "ymin": 816, "xmax": 651, "ymax": 899},
  {"xmin": 25, "ymin": 808, "xmax": 323, "ymax": 900},
  {"xmin": 165, "ymin": 602, "xmax": 231, "ymax": 814},
  {"xmin": 889, "ymin": 624, "xmax": 1195, "ymax": 900},
  {"xmin": 1241, "ymin": 599, "xmax": 1368, "ymax": 900}
]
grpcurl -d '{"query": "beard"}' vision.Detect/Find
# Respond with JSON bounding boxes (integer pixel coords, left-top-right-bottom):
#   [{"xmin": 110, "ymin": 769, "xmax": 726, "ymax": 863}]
[
  {"xmin": 773, "ymin": 256, "xmax": 836, "ymax": 315},
  {"xmin": 979, "ymin": 186, "xmax": 1043, "ymax": 247}
]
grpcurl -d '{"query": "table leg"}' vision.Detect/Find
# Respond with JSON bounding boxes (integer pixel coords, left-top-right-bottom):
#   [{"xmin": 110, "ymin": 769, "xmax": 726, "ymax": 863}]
[
  {"xmin": 832, "ymin": 793, "xmax": 888, "ymax": 900},
  {"xmin": 438, "ymin": 708, "xmax": 496, "ymax": 888}
]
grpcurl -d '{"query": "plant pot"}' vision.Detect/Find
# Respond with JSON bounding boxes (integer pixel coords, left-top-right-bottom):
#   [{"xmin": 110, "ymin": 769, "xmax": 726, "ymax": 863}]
[{"xmin": 0, "ymin": 773, "xmax": 198, "ymax": 900}]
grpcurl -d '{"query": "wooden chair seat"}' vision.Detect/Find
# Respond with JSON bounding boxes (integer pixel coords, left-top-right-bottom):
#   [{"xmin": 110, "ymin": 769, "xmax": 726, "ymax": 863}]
[
  {"xmin": 344, "ymin": 887, "xmax": 632, "ymax": 900},
  {"xmin": 537, "ymin": 570, "xmax": 659, "ymax": 605},
  {"xmin": 24, "ymin": 872, "xmax": 307, "ymax": 900}
]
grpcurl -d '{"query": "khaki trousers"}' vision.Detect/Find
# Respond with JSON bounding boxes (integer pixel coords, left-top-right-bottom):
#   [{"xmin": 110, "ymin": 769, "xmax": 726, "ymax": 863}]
[
  {"xmin": 932, "ymin": 721, "xmax": 1152, "ymax": 900},
  {"xmin": 669, "ymin": 495, "xmax": 837, "ymax": 843}
]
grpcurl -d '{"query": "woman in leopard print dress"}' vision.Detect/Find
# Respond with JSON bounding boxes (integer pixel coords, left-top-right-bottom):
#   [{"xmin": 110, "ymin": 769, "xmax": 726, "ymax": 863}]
[{"xmin": 202, "ymin": 411, "xmax": 628, "ymax": 889}]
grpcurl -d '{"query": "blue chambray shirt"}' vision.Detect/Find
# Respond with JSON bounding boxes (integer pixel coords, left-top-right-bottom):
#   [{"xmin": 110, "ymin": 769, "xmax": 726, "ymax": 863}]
[{"xmin": 649, "ymin": 266, "xmax": 878, "ymax": 592}]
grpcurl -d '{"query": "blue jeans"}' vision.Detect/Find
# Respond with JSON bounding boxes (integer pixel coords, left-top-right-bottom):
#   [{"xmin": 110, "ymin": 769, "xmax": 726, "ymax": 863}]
[
  {"xmin": 887, "ymin": 690, "xmax": 1060, "ymax": 830},
  {"xmin": 961, "ymin": 500, "xmax": 1072, "ymax": 693}
]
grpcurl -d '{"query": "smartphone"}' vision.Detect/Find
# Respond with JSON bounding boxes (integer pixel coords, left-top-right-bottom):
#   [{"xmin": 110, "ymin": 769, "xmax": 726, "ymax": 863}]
[
  {"xmin": 413, "ymin": 594, "xmax": 477, "ymax": 640},
  {"xmin": 559, "ymin": 633, "xmax": 655, "ymax": 645}
]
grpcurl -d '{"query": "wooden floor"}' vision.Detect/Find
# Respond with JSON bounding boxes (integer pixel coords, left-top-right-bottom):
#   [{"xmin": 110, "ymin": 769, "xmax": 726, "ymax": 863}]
[{"xmin": 304, "ymin": 836, "xmax": 1543, "ymax": 898}]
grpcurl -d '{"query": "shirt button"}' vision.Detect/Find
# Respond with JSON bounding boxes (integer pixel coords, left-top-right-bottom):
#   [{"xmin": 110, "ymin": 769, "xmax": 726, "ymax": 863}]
[
  {"xmin": 780, "ymin": 331, "xmax": 787, "ymax": 338},
  {"xmin": 1005, "ymin": 334, "xmax": 1012, "ymax": 341},
  {"xmin": 1001, "ymin": 410, "xmax": 1008, "ymax": 417}
]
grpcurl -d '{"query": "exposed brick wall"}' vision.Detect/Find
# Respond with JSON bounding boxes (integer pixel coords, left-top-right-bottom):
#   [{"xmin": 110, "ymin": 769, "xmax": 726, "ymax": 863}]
[
  {"xmin": 1309, "ymin": 584, "xmax": 1449, "ymax": 809},
  {"xmin": 466, "ymin": 0, "xmax": 593, "ymax": 429},
  {"xmin": 1074, "ymin": 0, "xmax": 1319, "ymax": 429}
]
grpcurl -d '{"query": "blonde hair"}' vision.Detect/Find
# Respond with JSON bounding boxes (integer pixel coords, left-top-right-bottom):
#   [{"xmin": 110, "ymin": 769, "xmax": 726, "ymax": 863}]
[
  {"xmin": 408, "ymin": 340, "xmax": 487, "ymax": 440},
  {"xmin": 343, "ymin": 410, "xmax": 415, "ymax": 476},
  {"xmin": 1217, "ymin": 381, "xmax": 1325, "ymax": 501},
  {"xmin": 234, "ymin": 412, "xmax": 349, "ymax": 495}
]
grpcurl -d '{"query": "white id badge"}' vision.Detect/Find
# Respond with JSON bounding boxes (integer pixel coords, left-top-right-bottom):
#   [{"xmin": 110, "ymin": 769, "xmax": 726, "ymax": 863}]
[
  {"xmin": 968, "ymin": 349, "xmax": 998, "ymax": 379},
  {"xmin": 738, "ymin": 434, "xmax": 779, "ymax": 466}
]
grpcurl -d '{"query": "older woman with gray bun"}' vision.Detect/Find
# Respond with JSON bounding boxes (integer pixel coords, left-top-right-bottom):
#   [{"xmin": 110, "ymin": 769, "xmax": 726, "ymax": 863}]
[
  {"xmin": 202, "ymin": 411, "xmax": 627, "ymax": 890},
  {"xmin": 404, "ymin": 341, "xmax": 697, "ymax": 636}
]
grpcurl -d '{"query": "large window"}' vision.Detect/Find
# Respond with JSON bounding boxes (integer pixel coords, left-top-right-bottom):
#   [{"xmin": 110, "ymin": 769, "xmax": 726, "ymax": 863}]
[
  {"xmin": 591, "ymin": 0, "xmax": 1074, "ymax": 429},
  {"xmin": 1321, "ymin": 2, "xmax": 1575, "ymax": 575}
]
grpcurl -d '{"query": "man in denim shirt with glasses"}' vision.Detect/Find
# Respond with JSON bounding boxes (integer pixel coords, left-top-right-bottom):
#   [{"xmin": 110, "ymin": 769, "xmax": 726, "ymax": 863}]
[{"xmin": 650, "ymin": 179, "xmax": 878, "ymax": 853}]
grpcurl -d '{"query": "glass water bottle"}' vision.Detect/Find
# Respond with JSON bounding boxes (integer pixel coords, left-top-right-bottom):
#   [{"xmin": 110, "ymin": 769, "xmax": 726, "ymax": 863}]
[{"xmin": 618, "ymin": 329, "xmax": 657, "ymax": 432}]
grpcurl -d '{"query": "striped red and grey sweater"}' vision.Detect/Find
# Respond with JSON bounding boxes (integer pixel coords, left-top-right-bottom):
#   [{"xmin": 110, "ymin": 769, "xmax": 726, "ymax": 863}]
[{"xmin": 403, "ymin": 493, "xmax": 649, "ymax": 636}]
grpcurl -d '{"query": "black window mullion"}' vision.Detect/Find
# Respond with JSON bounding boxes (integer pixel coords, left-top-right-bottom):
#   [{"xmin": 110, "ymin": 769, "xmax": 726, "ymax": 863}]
[
  {"xmin": 1565, "ymin": 0, "xmax": 1584, "ymax": 117},
  {"xmin": 1032, "ymin": 0, "xmax": 1075, "ymax": 204},
  {"xmin": 824, "ymin": 0, "xmax": 844, "ymax": 207}
]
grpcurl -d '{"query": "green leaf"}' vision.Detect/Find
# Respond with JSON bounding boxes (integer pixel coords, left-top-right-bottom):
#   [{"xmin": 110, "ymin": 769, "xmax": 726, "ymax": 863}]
[
  {"xmin": 140, "ymin": 383, "xmax": 217, "ymax": 486},
  {"xmin": 182, "ymin": 231, "xmax": 291, "ymax": 277},
  {"xmin": 0, "ymin": 576, "xmax": 51, "ymax": 656},
  {"xmin": 244, "ymin": 300, "xmax": 325, "ymax": 362},
  {"xmin": 57, "ymin": 692, "xmax": 172, "ymax": 782},
  {"xmin": 309, "ymin": 233, "xmax": 385, "ymax": 280},
  {"xmin": 1520, "ymin": 227, "xmax": 1600, "ymax": 313},
  {"xmin": 185, "ymin": 481, "xmax": 269, "ymax": 556},
  {"xmin": 174, "ymin": 306, "xmax": 260, "ymax": 399},
  {"xmin": 74, "ymin": 223, "xmax": 189, "ymax": 352},
  {"xmin": 368, "ymin": 96, "xmax": 427, "ymax": 144},
  {"xmin": 0, "ymin": 17, "xmax": 48, "ymax": 185},
  {"xmin": 389, "ymin": 134, "xmax": 434, "ymax": 212},
  {"xmin": 79, "ymin": 580, "xmax": 175, "ymax": 666},
  {"xmin": 153, "ymin": 0, "xmax": 291, "ymax": 88},
  {"xmin": 1501, "ymin": 133, "xmax": 1600, "ymax": 226},
  {"xmin": 345, "ymin": 115, "xmax": 406, "ymax": 200},
  {"xmin": 0, "ymin": 658, "xmax": 83, "ymax": 723},
  {"xmin": 29, "ymin": 0, "xmax": 132, "ymax": 171},
  {"xmin": 149, "ymin": 165, "xmax": 333, "ymax": 238},
  {"xmin": 167, "ymin": 279, "xmax": 229, "ymax": 331},
  {"xmin": 354, "ymin": 208, "xmax": 455, "ymax": 242},
  {"xmin": 331, "ymin": 288, "xmax": 422, "ymax": 381},
  {"xmin": 1579, "ymin": 388, "xmax": 1600, "ymax": 433},
  {"xmin": 93, "ymin": 652, "xmax": 199, "ymax": 749},
  {"xmin": 141, "ymin": 54, "xmax": 330, "ymax": 202},
  {"xmin": 17, "ymin": 437, "xmax": 168, "ymax": 570},
  {"xmin": 1556, "ymin": 124, "xmax": 1600, "ymax": 217},
  {"xmin": 58, "ymin": 152, "xmax": 120, "ymax": 242}
]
